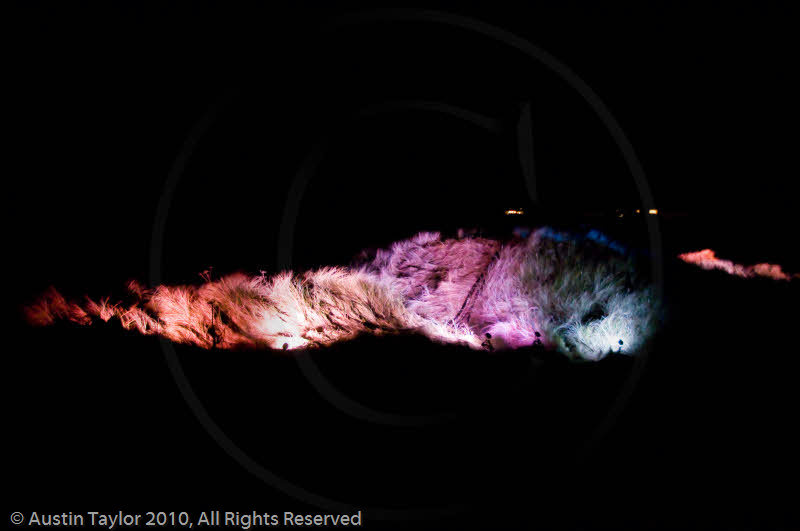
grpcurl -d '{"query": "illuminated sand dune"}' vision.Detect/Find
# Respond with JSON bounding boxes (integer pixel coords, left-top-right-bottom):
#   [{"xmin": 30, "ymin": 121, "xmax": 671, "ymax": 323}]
[
  {"xmin": 25, "ymin": 229, "xmax": 663, "ymax": 361},
  {"xmin": 678, "ymin": 249, "xmax": 797, "ymax": 281}
]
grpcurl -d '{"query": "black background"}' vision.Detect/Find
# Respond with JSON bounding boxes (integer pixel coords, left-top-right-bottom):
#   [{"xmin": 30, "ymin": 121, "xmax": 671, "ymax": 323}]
[{"xmin": 8, "ymin": 2, "xmax": 799, "ymax": 530}]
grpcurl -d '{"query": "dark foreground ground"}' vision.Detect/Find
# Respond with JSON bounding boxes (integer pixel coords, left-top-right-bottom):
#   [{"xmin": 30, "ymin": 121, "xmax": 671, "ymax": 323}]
[{"xmin": 9, "ymin": 218, "xmax": 799, "ymax": 530}]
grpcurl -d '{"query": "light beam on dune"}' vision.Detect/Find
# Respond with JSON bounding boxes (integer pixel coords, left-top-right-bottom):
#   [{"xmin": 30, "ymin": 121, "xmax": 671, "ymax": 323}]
[
  {"xmin": 678, "ymin": 249, "xmax": 796, "ymax": 281},
  {"xmin": 25, "ymin": 228, "xmax": 664, "ymax": 360}
]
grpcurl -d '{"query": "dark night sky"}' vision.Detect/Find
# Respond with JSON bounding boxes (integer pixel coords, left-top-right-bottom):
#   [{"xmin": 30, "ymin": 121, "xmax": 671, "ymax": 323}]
[
  {"xmin": 10, "ymin": 3, "xmax": 797, "ymax": 277},
  {"xmin": 10, "ymin": 3, "xmax": 799, "ymax": 299}
]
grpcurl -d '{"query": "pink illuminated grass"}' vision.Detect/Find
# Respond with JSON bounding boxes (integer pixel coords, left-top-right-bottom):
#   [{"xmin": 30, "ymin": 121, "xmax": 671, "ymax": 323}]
[
  {"xmin": 26, "ymin": 229, "xmax": 665, "ymax": 360},
  {"xmin": 678, "ymin": 249, "xmax": 796, "ymax": 281}
]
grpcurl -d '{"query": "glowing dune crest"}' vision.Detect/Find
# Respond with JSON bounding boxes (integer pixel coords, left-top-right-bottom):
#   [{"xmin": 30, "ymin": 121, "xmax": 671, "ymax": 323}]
[
  {"xmin": 25, "ymin": 228, "xmax": 663, "ymax": 361},
  {"xmin": 678, "ymin": 249, "xmax": 796, "ymax": 281}
]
